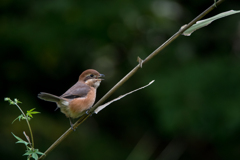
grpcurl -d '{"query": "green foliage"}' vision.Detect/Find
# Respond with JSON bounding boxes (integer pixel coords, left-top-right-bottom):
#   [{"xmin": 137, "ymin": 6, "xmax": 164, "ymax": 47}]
[
  {"xmin": 23, "ymin": 149, "xmax": 44, "ymax": 160},
  {"xmin": 5, "ymin": 98, "xmax": 44, "ymax": 160},
  {"xmin": 12, "ymin": 114, "xmax": 30, "ymax": 124},
  {"xmin": 12, "ymin": 132, "xmax": 30, "ymax": 146},
  {"xmin": 12, "ymin": 108, "xmax": 40, "ymax": 124},
  {"xmin": 4, "ymin": 97, "xmax": 21, "ymax": 105},
  {"xmin": 183, "ymin": 10, "xmax": 240, "ymax": 36},
  {"xmin": 27, "ymin": 108, "xmax": 41, "ymax": 118}
]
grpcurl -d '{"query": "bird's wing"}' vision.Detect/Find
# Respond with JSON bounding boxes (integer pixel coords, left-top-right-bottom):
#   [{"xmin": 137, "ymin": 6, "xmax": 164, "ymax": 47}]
[{"xmin": 60, "ymin": 81, "xmax": 90, "ymax": 99}]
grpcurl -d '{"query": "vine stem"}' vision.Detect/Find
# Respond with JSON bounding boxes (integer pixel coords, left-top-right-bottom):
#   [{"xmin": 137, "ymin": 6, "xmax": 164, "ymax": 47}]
[
  {"xmin": 15, "ymin": 102, "xmax": 34, "ymax": 149},
  {"xmin": 39, "ymin": 0, "xmax": 225, "ymax": 159}
]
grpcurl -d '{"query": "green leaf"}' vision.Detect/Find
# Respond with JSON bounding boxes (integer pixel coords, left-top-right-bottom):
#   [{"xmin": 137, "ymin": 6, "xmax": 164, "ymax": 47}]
[
  {"xmin": 23, "ymin": 116, "xmax": 31, "ymax": 121},
  {"xmin": 35, "ymin": 150, "xmax": 44, "ymax": 155},
  {"xmin": 11, "ymin": 132, "xmax": 29, "ymax": 146},
  {"xmin": 32, "ymin": 153, "xmax": 38, "ymax": 160},
  {"xmin": 27, "ymin": 114, "xmax": 33, "ymax": 118},
  {"xmin": 30, "ymin": 111, "xmax": 41, "ymax": 114},
  {"xmin": 23, "ymin": 148, "xmax": 45, "ymax": 159},
  {"xmin": 26, "ymin": 108, "xmax": 40, "ymax": 120},
  {"xmin": 12, "ymin": 114, "xmax": 29, "ymax": 123},
  {"xmin": 12, "ymin": 115, "xmax": 21, "ymax": 124},
  {"xmin": 27, "ymin": 108, "xmax": 40, "ymax": 114},
  {"xmin": 16, "ymin": 141, "xmax": 29, "ymax": 146},
  {"xmin": 23, "ymin": 150, "xmax": 33, "ymax": 156},
  {"xmin": 12, "ymin": 132, "xmax": 24, "ymax": 141},
  {"xmin": 183, "ymin": 10, "xmax": 240, "ymax": 36},
  {"xmin": 9, "ymin": 101, "xmax": 16, "ymax": 105},
  {"xmin": 29, "ymin": 108, "xmax": 35, "ymax": 112},
  {"xmin": 19, "ymin": 115, "xmax": 24, "ymax": 121},
  {"xmin": 14, "ymin": 98, "xmax": 22, "ymax": 104}
]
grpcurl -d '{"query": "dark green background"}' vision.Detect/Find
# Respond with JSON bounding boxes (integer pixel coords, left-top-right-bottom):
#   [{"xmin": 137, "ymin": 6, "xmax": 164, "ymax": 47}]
[{"xmin": 1, "ymin": 0, "xmax": 240, "ymax": 159}]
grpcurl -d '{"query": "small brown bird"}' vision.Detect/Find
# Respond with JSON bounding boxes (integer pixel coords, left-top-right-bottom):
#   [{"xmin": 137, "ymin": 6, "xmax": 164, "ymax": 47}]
[{"xmin": 38, "ymin": 69, "xmax": 104, "ymax": 129}]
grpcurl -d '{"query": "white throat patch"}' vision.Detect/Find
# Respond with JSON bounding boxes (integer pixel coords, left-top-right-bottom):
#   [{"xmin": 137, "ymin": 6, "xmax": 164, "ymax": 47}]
[{"xmin": 85, "ymin": 79, "xmax": 101, "ymax": 88}]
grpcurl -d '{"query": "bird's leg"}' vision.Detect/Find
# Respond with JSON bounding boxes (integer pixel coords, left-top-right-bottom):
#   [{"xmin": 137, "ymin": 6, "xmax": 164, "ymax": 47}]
[
  {"xmin": 69, "ymin": 118, "xmax": 75, "ymax": 131},
  {"xmin": 54, "ymin": 106, "xmax": 59, "ymax": 111}
]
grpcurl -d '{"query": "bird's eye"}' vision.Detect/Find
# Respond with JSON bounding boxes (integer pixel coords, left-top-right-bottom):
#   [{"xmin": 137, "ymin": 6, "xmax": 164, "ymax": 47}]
[{"xmin": 90, "ymin": 74, "xmax": 94, "ymax": 77}]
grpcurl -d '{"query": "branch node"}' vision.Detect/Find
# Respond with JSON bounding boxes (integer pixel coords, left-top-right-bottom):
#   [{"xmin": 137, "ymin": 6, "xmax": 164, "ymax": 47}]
[{"xmin": 137, "ymin": 57, "xmax": 143, "ymax": 68}]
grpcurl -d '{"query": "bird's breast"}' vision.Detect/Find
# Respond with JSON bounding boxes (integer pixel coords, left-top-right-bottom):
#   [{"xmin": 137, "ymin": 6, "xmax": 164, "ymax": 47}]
[{"xmin": 68, "ymin": 87, "xmax": 96, "ymax": 119}]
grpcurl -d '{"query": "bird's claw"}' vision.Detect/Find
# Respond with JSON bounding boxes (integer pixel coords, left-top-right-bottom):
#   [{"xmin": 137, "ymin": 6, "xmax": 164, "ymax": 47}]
[
  {"xmin": 54, "ymin": 107, "xmax": 59, "ymax": 111},
  {"xmin": 71, "ymin": 125, "xmax": 76, "ymax": 131},
  {"xmin": 69, "ymin": 118, "xmax": 76, "ymax": 131},
  {"xmin": 85, "ymin": 109, "xmax": 92, "ymax": 117}
]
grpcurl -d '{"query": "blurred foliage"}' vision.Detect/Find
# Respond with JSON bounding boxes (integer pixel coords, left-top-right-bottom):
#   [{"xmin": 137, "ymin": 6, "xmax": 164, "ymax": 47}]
[{"xmin": 1, "ymin": 0, "xmax": 240, "ymax": 160}]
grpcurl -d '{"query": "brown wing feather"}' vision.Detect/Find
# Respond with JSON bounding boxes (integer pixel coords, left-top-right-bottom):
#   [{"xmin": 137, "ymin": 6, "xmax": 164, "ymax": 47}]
[{"xmin": 60, "ymin": 81, "xmax": 90, "ymax": 99}]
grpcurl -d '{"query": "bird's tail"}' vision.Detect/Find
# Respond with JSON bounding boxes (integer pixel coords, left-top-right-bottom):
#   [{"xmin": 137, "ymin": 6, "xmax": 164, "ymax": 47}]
[{"xmin": 38, "ymin": 92, "xmax": 62, "ymax": 102}]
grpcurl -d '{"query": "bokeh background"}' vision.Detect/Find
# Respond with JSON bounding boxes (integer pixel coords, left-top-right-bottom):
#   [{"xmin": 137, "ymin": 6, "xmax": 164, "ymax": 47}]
[{"xmin": 1, "ymin": 0, "xmax": 240, "ymax": 159}]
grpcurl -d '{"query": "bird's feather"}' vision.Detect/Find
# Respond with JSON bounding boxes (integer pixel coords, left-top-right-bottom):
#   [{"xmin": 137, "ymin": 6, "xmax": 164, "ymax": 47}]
[
  {"xmin": 60, "ymin": 81, "xmax": 90, "ymax": 99},
  {"xmin": 38, "ymin": 92, "xmax": 62, "ymax": 102}
]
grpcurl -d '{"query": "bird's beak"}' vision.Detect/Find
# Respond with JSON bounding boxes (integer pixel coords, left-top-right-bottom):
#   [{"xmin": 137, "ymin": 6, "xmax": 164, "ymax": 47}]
[{"xmin": 97, "ymin": 74, "xmax": 105, "ymax": 80}]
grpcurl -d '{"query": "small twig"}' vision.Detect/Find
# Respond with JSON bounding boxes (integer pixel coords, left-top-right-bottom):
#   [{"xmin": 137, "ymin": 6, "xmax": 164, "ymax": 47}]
[
  {"xmin": 23, "ymin": 131, "xmax": 31, "ymax": 146},
  {"xmin": 39, "ymin": 1, "xmax": 225, "ymax": 159}
]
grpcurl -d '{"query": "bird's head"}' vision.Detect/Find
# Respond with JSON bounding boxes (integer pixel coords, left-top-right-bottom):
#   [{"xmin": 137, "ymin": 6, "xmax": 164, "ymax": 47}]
[{"xmin": 79, "ymin": 69, "xmax": 104, "ymax": 88}]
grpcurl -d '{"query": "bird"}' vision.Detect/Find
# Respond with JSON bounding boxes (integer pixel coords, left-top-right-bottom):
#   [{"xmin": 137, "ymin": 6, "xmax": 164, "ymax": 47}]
[{"xmin": 38, "ymin": 69, "xmax": 104, "ymax": 130}]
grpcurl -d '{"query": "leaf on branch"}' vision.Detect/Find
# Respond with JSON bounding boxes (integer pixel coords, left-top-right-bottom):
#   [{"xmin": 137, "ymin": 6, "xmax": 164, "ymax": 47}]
[
  {"xmin": 94, "ymin": 80, "xmax": 155, "ymax": 114},
  {"xmin": 23, "ymin": 151, "xmax": 33, "ymax": 156},
  {"xmin": 12, "ymin": 114, "xmax": 24, "ymax": 124},
  {"xmin": 12, "ymin": 114, "xmax": 32, "ymax": 123},
  {"xmin": 27, "ymin": 108, "xmax": 40, "ymax": 119},
  {"xmin": 183, "ymin": 10, "xmax": 240, "ymax": 36},
  {"xmin": 11, "ymin": 132, "xmax": 29, "ymax": 146},
  {"xmin": 32, "ymin": 153, "xmax": 38, "ymax": 160},
  {"xmin": 27, "ymin": 108, "xmax": 40, "ymax": 115},
  {"xmin": 14, "ymin": 98, "xmax": 22, "ymax": 104},
  {"xmin": 23, "ymin": 149, "xmax": 44, "ymax": 160},
  {"xmin": 34, "ymin": 149, "xmax": 44, "ymax": 155}
]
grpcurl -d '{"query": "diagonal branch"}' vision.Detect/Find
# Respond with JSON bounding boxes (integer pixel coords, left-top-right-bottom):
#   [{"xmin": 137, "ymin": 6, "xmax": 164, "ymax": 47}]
[{"xmin": 39, "ymin": 0, "xmax": 225, "ymax": 159}]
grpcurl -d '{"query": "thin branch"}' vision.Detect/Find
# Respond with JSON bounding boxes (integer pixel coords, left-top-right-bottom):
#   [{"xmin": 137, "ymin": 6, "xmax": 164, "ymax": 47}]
[
  {"xmin": 39, "ymin": 1, "xmax": 225, "ymax": 159},
  {"xmin": 15, "ymin": 103, "xmax": 34, "ymax": 149}
]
